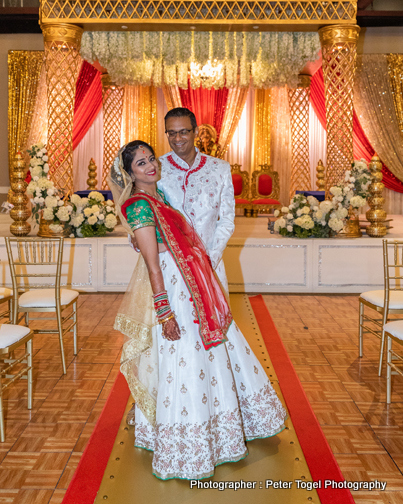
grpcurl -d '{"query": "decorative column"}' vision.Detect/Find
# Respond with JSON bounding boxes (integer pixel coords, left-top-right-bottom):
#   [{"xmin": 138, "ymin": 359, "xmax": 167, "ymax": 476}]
[
  {"xmin": 288, "ymin": 74, "xmax": 311, "ymax": 199},
  {"xmin": 10, "ymin": 152, "xmax": 31, "ymax": 237},
  {"xmin": 366, "ymin": 154, "xmax": 387, "ymax": 237},
  {"xmin": 319, "ymin": 25, "xmax": 360, "ymax": 196},
  {"xmin": 42, "ymin": 23, "xmax": 83, "ymax": 196},
  {"xmin": 101, "ymin": 74, "xmax": 125, "ymax": 189}
]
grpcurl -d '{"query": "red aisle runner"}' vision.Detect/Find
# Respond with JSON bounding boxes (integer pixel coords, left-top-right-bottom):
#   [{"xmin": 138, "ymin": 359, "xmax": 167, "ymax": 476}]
[
  {"xmin": 249, "ymin": 295, "xmax": 355, "ymax": 504},
  {"xmin": 61, "ymin": 373, "xmax": 130, "ymax": 504},
  {"xmin": 62, "ymin": 297, "xmax": 354, "ymax": 504}
]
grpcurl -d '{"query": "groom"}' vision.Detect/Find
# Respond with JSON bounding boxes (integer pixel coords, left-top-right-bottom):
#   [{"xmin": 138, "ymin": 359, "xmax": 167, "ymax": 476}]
[
  {"xmin": 131, "ymin": 107, "xmax": 235, "ymax": 293},
  {"xmin": 158, "ymin": 107, "xmax": 235, "ymax": 292}
]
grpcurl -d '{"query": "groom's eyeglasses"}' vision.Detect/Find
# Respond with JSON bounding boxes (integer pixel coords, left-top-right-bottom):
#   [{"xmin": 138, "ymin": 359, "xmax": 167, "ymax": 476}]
[{"xmin": 165, "ymin": 128, "xmax": 194, "ymax": 139}]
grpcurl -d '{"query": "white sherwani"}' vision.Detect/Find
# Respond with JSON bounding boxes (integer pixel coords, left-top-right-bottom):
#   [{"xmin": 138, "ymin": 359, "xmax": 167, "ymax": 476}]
[{"xmin": 158, "ymin": 149, "xmax": 235, "ymax": 293}]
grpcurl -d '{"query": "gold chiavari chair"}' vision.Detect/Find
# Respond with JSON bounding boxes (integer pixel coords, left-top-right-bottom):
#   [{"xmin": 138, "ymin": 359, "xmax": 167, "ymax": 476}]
[
  {"xmin": 0, "ymin": 287, "xmax": 12, "ymax": 322},
  {"xmin": 384, "ymin": 320, "xmax": 403, "ymax": 403},
  {"xmin": 359, "ymin": 239, "xmax": 403, "ymax": 376},
  {"xmin": 0, "ymin": 324, "xmax": 34, "ymax": 441},
  {"xmin": 5, "ymin": 237, "xmax": 79, "ymax": 375}
]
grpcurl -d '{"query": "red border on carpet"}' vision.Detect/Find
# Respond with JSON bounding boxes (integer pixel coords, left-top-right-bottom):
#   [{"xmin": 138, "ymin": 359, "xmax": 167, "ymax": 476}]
[
  {"xmin": 249, "ymin": 295, "xmax": 355, "ymax": 504},
  {"xmin": 61, "ymin": 372, "xmax": 130, "ymax": 504}
]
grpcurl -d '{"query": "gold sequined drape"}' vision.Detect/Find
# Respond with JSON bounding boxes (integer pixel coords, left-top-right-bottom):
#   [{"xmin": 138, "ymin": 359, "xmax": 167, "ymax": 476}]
[
  {"xmin": 217, "ymin": 85, "xmax": 250, "ymax": 159},
  {"xmin": 8, "ymin": 51, "xmax": 44, "ymax": 174},
  {"xmin": 122, "ymin": 85, "xmax": 157, "ymax": 152},
  {"xmin": 253, "ymin": 89, "xmax": 271, "ymax": 168},
  {"xmin": 25, "ymin": 62, "xmax": 48, "ymax": 153},
  {"xmin": 354, "ymin": 54, "xmax": 403, "ymax": 183},
  {"xmin": 162, "ymin": 84, "xmax": 182, "ymax": 111},
  {"xmin": 387, "ymin": 54, "xmax": 403, "ymax": 140},
  {"xmin": 270, "ymin": 87, "xmax": 291, "ymax": 206}
]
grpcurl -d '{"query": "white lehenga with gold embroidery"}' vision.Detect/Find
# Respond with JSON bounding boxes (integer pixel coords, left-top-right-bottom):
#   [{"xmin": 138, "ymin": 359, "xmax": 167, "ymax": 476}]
[{"xmin": 133, "ymin": 251, "xmax": 287, "ymax": 481}]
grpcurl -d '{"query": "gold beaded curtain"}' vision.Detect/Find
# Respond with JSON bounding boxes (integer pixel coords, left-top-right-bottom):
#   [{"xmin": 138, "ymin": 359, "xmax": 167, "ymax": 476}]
[
  {"xmin": 253, "ymin": 89, "xmax": 271, "ymax": 168},
  {"xmin": 8, "ymin": 51, "xmax": 44, "ymax": 172},
  {"xmin": 122, "ymin": 85, "xmax": 157, "ymax": 154},
  {"xmin": 387, "ymin": 54, "xmax": 403, "ymax": 140}
]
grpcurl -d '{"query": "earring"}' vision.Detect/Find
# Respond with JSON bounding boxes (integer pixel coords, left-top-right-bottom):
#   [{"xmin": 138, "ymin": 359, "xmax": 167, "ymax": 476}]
[{"xmin": 131, "ymin": 175, "xmax": 135, "ymax": 182}]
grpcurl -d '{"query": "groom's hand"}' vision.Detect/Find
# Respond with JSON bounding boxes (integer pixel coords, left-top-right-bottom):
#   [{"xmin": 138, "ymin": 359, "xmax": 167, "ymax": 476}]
[{"xmin": 128, "ymin": 233, "xmax": 140, "ymax": 252}]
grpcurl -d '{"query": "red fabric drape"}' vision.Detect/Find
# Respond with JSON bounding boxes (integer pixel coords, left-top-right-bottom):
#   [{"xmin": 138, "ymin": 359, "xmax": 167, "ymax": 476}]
[
  {"xmin": 72, "ymin": 61, "xmax": 103, "ymax": 150},
  {"xmin": 179, "ymin": 82, "xmax": 229, "ymax": 140},
  {"xmin": 310, "ymin": 68, "xmax": 403, "ymax": 193}
]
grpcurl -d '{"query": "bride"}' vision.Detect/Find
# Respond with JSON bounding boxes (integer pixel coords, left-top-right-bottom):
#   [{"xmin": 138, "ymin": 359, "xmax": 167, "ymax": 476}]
[{"xmin": 110, "ymin": 140, "xmax": 287, "ymax": 481}]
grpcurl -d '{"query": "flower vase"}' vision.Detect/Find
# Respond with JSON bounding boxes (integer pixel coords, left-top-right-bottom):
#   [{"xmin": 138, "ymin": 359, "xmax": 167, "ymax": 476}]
[
  {"xmin": 37, "ymin": 214, "xmax": 69, "ymax": 238},
  {"xmin": 344, "ymin": 210, "xmax": 362, "ymax": 238}
]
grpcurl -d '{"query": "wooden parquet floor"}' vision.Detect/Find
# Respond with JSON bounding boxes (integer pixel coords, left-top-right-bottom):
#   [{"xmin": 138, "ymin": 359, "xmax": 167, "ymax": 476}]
[{"xmin": 0, "ymin": 293, "xmax": 402, "ymax": 504}]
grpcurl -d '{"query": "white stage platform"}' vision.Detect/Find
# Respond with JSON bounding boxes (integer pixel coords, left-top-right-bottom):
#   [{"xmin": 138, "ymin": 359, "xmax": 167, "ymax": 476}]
[{"xmin": 0, "ymin": 214, "xmax": 401, "ymax": 294}]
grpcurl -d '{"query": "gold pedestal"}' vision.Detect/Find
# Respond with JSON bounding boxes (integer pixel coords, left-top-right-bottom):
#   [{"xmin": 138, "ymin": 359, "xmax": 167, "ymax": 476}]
[
  {"xmin": 10, "ymin": 152, "xmax": 31, "ymax": 237},
  {"xmin": 366, "ymin": 155, "xmax": 387, "ymax": 237}
]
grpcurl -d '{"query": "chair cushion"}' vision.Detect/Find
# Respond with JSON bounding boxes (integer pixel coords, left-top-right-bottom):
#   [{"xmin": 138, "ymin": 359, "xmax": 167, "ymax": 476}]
[
  {"xmin": 232, "ymin": 174, "xmax": 244, "ymax": 196},
  {"xmin": 19, "ymin": 289, "xmax": 79, "ymax": 308},
  {"xmin": 251, "ymin": 199, "xmax": 281, "ymax": 205},
  {"xmin": 384, "ymin": 320, "xmax": 403, "ymax": 341},
  {"xmin": 0, "ymin": 324, "xmax": 31, "ymax": 349},
  {"xmin": 258, "ymin": 174, "xmax": 273, "ymax": 196},
  {"xmin": 235, "ymin": 198, "xmax": 250, "ymax": 204},
  {"xmin": 360, "ymin": 290, "xmax": 403, "ymax": 310},
  {"xmin": 0, "ymin": 288, "xmax": 12, "ymax": 300}
]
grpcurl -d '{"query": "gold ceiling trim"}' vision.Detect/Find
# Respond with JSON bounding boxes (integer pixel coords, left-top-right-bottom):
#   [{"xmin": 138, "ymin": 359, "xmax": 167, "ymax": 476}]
[{"xmin": 40, "ymin": 1, "xmax": 357, "ymax": 31}]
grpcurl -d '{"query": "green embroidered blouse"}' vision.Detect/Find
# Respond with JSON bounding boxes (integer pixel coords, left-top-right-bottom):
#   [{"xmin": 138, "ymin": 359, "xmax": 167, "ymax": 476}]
[{"xmin": 126, "ymin": 190, "xmax": 168, "ymax": 243}]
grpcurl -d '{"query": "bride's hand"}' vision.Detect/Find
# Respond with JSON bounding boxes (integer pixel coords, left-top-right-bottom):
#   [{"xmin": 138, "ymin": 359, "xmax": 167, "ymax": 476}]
[{"xmin": 162, "ymin": 317, "xmax": 181, "ymax": 341}]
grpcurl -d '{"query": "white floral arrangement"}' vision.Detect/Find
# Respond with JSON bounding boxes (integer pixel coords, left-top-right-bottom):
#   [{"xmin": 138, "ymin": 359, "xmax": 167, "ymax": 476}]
[
  {"xmin": 69, "ymin": 192, "xmax": 117, "ymax": 238},
  {"xmin": 274, "ymin": 160, "xmax": 371, "ymax": 239},
  {"xmin": 26, "ymin": 143, "xmax": 61, "ymax": 224},
  {"xmin": 274, "ymin": 194, "xmax": 342, "ymax": 238},
  {"xmin": 329, "ymin": 159, "xmax": 371, "ymax": 212},
  {"xmin": 80, "ymin": 31, "xmax": 320, "ymax": 89}
]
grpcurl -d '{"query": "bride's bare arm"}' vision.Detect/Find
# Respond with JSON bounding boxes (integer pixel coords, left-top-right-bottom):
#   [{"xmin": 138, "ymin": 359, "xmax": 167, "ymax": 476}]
[
  {"xmin": 130, "ymin": 233, "xmax": 166, "ymax": 253},
  {"xmin": 134, "ymin": 226, "xmax": 180, "ymax": 341}
]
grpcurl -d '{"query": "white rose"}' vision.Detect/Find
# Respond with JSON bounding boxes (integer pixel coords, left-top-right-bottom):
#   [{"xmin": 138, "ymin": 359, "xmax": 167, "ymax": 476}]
[
  {"xmin": 307, "ymin": 196, "xmax": 319, "ymax": 207},
  {"xmin": 330, "ymin": 186, "xmax": 342, "ymax": 197},
  {"xmin": 319, "ymin": 200, "xmax": 333, "ymax": 213},
  {"xmin": 106, "ymin": 200, "xmax": 114, "ymax": 206},
  {"xmin": 105, "ymin": 214, "xmax": 117, "ymax": 229},
  {"xmin": 36, "ymin": 151, "xmax": 43, "ymax": 158},
  {"xmin": 43, "ymin": 164, "xmax": 49, "ymax": 173},
  {"xmin": 274, "ymin": 209, "xmax": 280, "ymax": 217},
  {"xmin": 314, "ymin": 210, "xmax": 324, "ymax": 221},
  {"xmin": 84, "ymin": 207, "xmax": 92, "ymax": 217},
  {"xmin": 296, "ymin": 209, "xmax": 302, "ymax": 216},
  {"xmin": 33, "ymin": 176, "xmax": 39, "ymax": 182},
  {"xmin": 286, "ymin": 225, "xmax": 293, "ymax": 232},
  {"xmin": 281, "ymin": 207, "xmax": 289, "ymax": 213},
  {"xmin": 287, "ymin": 213, "xmax": 293, "ymax": 220},
  {"xmin": 43, "ymin": 207, "xmax": 54, "ymax": 220},
  {"xmin": 98, "ymin": 214, "xmax": 105, "ymax": 221},
  {"xmin": 71, "ymin": 214, "xmax": 84, "ymax": 227},
  {"xmin": 49, "ymin": 224, "xmax": 63, "ymax": 233},
  {"xmin": 350, "ymin": 195, "xmax": 367, "ymax": 208},
  {"xmin": 88, "ymin": 191, "xmax": 105, "ymax": 202},
  {"xmin": 56, "ymin": 206, "xmax": 70, "ymax": 222},
  {"xmin": 57, "ymin": 200, "xmax": 64, "ymax": 206},
  {"xmin": 328, "ymin": 218, "xmax": 344, "ymax": 232},
  {"xmin": 302, "ymin": 206, "xmax": 310, "ymax": 215},
  {"xmin": 42, "ymin": 155, "xmax": 48, "ymax": 161},
  {"xmin": 288, "ymin": 204, "xmax": 294, "ymax": 210},
  {"xmin": 87, "ymin": 215, "xmax": 97, "ymax": 225},
  {"xmin": 70, "ymin": 194, "xmax": 82, "ymax": 207},
  {"xmin": 45, "ymin": 196, "xmax": 58, "ymax": 208},
  {"xmin": 336, "ymin": 207, "xmax": 348, "ymax": 219}
]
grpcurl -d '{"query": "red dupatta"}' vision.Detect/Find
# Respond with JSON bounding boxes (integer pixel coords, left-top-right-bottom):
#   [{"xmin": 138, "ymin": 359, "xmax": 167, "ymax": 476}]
[{"xmin": 121, "ymin": 193, "xmax": 232, "ymax": 351}]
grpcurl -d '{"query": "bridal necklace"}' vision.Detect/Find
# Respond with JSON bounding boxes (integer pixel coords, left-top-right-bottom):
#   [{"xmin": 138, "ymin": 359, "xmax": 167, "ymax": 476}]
[{"xmin": 137, "ymin": 188, "xmax": 163, "ymax": 202}]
